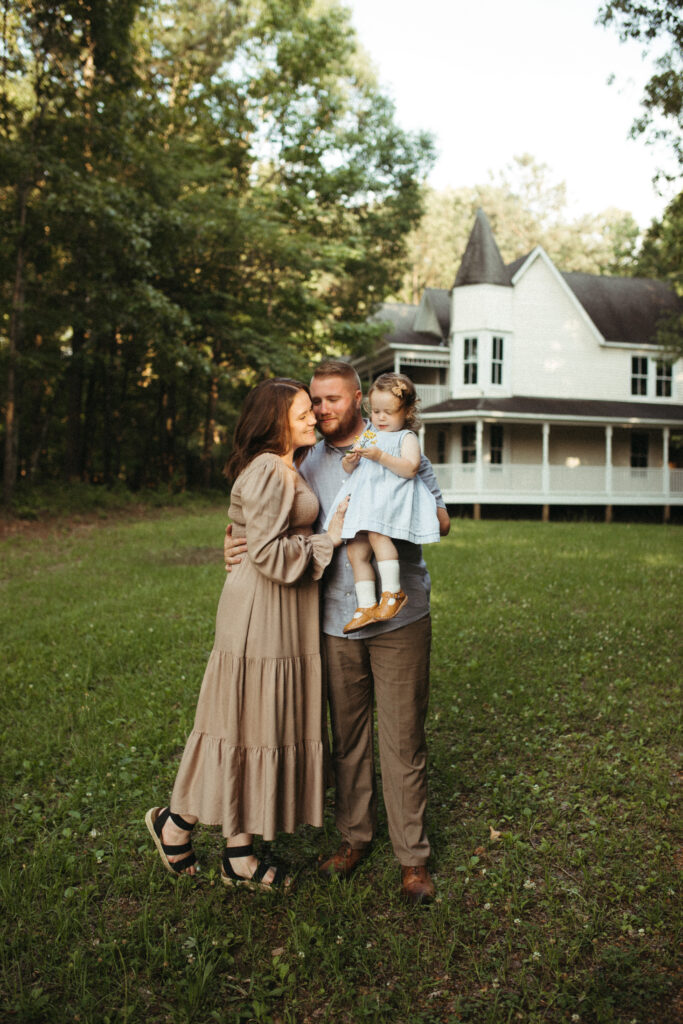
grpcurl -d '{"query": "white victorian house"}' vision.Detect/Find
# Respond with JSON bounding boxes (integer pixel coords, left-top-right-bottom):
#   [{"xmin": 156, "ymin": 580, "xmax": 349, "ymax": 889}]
[{"xmin": 353, "ymin": 209, "xmax": 683, "ymax": 520}]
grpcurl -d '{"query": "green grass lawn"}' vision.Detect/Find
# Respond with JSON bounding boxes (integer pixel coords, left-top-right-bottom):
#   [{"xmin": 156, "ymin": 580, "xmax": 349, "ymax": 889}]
[{"xmin": 1, "ymin": 512, "xmax": 680, "ymax": 1024}]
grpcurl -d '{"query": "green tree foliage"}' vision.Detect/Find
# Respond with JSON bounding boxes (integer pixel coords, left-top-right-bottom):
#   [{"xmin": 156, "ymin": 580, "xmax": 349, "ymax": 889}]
[
  {"xmin": 597, "ymin": 2, "xmax": 682, "ymax": 360},
  {"xmin": 598, "ymin": 0, "xmax": 683, "ymax": 180},
  {"xmin": 396, "ymin": 155, "xmax": 641, "ymax": 303},
  {"xmin": 1, "ymin": 1, "xmax": 142, "ymax": 499},
  {"xmin": 636, "ymin": 190, "xmax": 683, "ymax": 359},
  {"xmin": 0, "ymin": 0, "xmax": 433, "ymax": 502}
]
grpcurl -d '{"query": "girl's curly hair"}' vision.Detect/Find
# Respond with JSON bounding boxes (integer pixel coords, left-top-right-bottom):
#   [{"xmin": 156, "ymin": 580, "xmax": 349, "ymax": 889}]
[{"xmin": 367, "ymin": 372, "xmax": 420, "ymax": 431}]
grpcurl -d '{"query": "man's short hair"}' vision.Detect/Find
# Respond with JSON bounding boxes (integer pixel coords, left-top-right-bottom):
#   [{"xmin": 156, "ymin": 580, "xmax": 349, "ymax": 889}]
[{"xmin": 311, "ymin": 359, "xmax": 361, "ymax": 391}]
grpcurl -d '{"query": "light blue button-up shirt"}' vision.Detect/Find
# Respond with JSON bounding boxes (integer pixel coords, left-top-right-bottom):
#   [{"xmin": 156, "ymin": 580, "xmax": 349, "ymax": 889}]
[{"xmin": 299, "ymin": 426, "xmax": 446, "ymax": 640}]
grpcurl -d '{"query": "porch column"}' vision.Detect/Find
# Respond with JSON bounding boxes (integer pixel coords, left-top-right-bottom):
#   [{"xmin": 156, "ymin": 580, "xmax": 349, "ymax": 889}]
[
  {"xmin": 605, "ymin": 425, "xmax": 613, "ymax": 495},
  {"xmin": 475, "ymin": 419, "xmax": 484, "ymax": 497},
  {"xmin": 605, "ymin": 425, "xmax": 614, "ymax": 524},
  {"xmin": 394, "ymin": 352, "xmax": 401, "ymax": 374},
  {"xmin": 541, "ymin": 423, "xmax": 550, "ymax": 496},
  {"xmin": 418, "ymin": 424, "xmax": 425, "ymax": 452},
  {"xmin": 663, "ymin": 428, "xmax": 670, "ymax": 500}
]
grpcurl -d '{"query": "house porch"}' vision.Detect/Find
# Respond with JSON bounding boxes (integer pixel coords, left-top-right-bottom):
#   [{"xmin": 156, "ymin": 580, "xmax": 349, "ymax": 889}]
[{"xmin": 420, "ymin": 417, "xmax": 683, "ymax": 518}]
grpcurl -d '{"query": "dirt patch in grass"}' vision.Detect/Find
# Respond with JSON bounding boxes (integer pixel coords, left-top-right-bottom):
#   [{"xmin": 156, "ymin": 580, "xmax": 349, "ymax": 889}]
[
  {"xmin": 0, "ymin": 502, "xmax": 227, "ymax": 541},
  {"xmin": 160, "ymin": 546, "xmax": 223, "ymax": 566},
  {"xmin": 0, "ymin": 505, "xmax": 167, "ymax": 540}
]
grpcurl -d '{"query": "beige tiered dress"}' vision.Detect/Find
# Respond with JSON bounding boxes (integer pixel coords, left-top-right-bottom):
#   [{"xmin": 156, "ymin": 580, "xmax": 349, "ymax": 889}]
[{"xmin": 171, "ymin": 452, "xmax": 334, "ymax": 840}]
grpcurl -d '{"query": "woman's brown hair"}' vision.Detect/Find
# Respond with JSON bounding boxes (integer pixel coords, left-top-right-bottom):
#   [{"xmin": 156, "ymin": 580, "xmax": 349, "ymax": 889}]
[
  {"xmin": 367, "ymin": 372, "xmax": 420, "ymax": 431},
  {"xmin": 224, "ymin": 378, "xmax": 311, "ymax": 484}
]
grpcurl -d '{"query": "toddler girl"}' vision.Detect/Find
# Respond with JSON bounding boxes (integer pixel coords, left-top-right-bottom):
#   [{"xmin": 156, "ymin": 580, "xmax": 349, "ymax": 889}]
[{"xmin": 323, "ymin": 372, "xmax": 440, "ymax": 634}]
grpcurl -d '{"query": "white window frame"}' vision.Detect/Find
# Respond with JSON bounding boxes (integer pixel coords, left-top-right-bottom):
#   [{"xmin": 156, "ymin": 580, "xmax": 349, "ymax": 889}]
[
  {"xmin": 489, "ymin": 423, "xmax": 503, "ymax": 465},
  {"xmin": 461, "ymin": 423, "xmax": 476, "ymax": 464},
  {"xmin": 463, "ymin": 337, "xmax": 478, "ymax": 385},
  {"xmin": 656, "ymin": 361, "xmax": 672, "ymax": 398},
  {"xmin": 631, "ymin": 356, "xmax": 648, "ymax": 396},
  {"xmin": 436, "ymin": 429, "xmax": 447, "ymax": 464},
  {"xmin": 630, "ymin": 431, "xmax": 649, "ymax": 470},
  {"xmin": 491, "ymin": 336, "xmax": 504, "ymax": 386}
]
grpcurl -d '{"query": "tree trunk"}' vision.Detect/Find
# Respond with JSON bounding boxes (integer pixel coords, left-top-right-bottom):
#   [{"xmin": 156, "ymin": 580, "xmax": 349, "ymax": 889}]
[
  {"xmin": 102, "ymin": 334, "xmax": 117, "ymax": 485},
  {"xmin": 81, "ymin": 363, "xmax": 97, "ymax": 480},
  {"xmin": 161, "ymin": 386, "xmax": 177, "ymax": 483},
  {"xmin": 64, "ymin": 327, "xmax": 86, "ymax": 480},
  {"xmin": 29, "ymin": 413, "xmax": 50, "ymax": 479},
  {"xmin": 166, "ymin": 382, "xmax": 177, "ymax": 483},
  {"xmin": 3, "ymin": 186, "xmax": 27, "ymax": 510},
  {"xmin": 202, "ymin": 373, "xmax": 219, "ymax": 487}
]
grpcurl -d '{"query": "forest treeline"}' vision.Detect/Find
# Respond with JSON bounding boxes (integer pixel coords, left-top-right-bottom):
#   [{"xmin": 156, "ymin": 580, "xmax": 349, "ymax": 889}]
[
  {"xmin": 1, "ymin": 1, "xmax": 681, "ymax": 506},
  {"xmin": 1, "ymin": 0, "xmax": 435, "ymax": 502}
]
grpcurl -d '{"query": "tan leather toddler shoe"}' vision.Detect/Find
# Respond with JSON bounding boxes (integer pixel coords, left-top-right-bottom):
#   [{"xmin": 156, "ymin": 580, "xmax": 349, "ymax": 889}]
[
  {"xmin": 343, "ymin": 605, "xmax": 378, "ymax": 634},
  {"xmin": 373, "ymin": 590, "xmax": 408, "ymax": 621}
]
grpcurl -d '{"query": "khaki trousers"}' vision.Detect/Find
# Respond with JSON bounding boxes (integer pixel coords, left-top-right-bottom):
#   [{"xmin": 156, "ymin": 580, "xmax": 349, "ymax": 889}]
[{"xmin": 323, "ymin": 615, "xmax": 431, "ymax": 866}]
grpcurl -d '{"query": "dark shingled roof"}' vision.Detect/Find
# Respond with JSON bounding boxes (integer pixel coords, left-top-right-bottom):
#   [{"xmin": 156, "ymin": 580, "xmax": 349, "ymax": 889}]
[
  {"xmin": 454, "ymin": 208, "xmax": 511, "ymax": 288},
  {"xmin": 375, "ymin": 212, "xmax": 681, "ymax": 349},
  {"xmin": 370, "ymin": 302, "xmax": 417, "ymax": 332},
  {"xmin": 505, "ymin": 253, "xmax": 532, "ymax": 279},
  {"xmin": 505, "ymin": 253, "xmax": 680, "ymax": 345},
  {"xmin": 422, "ymin": 395, "xmax": 683, "ymax": 423},
  {"xmin": 560, "ymin": 273, "xmax": 680, "ymax": 345},
  {"xmin": 371, "ymin": 301, "xmax": 447, "ymax": 348},
  {"xmin": 422, "ymin": 288, "xmax": 451, "ymax": 338}
]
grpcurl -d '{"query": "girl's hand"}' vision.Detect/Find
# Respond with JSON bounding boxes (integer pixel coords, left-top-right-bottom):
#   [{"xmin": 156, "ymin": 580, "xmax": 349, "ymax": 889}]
[
  {"xmin": 327, "ymin": 495, "xmax": 349, "ymax": 547},
  {"xmin": 358, "ymin": 445, "xmax": 382, "ymax": 463}
]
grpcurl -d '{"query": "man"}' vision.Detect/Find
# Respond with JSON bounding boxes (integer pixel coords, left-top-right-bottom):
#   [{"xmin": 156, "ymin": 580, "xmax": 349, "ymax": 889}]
[{"xmin": 225, "ymin": 360, "xmax": 449, "ymax": 904}]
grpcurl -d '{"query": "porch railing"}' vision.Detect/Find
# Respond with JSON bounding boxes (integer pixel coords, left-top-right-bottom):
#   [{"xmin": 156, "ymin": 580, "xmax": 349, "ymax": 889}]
[
  {"xmin": 415, "ymin": 384, "xmax": 450, "ymax": 409},
  {"xmin": 433, "ymin": 463, "xmax": 683, "ymax": 505}
]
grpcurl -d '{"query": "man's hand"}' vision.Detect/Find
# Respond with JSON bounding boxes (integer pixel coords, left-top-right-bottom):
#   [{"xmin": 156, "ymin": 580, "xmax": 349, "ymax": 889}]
[
  {"xmin": 326, "ymin": 495, "xmax": 350, "ymax": 547},
  {"xmin": 342, "ymin": 448, "xmax": 362, "ymax": 472},
  {"xmin": 224, "ymin": 523, "xmax": 248, "ymax": 571}
]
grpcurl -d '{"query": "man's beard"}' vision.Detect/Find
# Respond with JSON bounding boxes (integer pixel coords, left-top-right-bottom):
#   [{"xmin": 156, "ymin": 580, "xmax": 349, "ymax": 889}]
[{"xmin": 316, "ymin": 403, "xmax": 363, "ymax": 445}]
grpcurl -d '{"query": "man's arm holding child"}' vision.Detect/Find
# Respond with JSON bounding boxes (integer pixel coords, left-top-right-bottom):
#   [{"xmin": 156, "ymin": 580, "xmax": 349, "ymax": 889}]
[{"xmin": 416, "ymin": 451, "xmax": 450, "ymax": 537}]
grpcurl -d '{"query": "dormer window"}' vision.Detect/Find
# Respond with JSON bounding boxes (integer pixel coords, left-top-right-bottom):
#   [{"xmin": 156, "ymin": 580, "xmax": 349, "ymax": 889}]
[
  {"xmin": 464, "ymin": 337, "xmax": 478, "ymax": 384},
  {"xmin": 656, "ymin": 361, "xmax": 672, "ymax": 397},
  {"xmin": 491, "ymin": 336, "xmax": 504, "ymax": 385}
]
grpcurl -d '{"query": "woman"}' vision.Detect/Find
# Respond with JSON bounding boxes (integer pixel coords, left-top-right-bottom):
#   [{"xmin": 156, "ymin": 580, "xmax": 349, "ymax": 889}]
[{"xmin": 146, "ymin": 378, "xmax": 347, "ymax": 889}]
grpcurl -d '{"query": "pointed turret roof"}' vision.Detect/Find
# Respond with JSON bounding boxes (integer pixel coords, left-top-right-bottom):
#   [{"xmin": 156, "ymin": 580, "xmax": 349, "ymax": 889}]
[{"xmin": 454, "ymin": 208, "xmax": 511, "ymax": 287}]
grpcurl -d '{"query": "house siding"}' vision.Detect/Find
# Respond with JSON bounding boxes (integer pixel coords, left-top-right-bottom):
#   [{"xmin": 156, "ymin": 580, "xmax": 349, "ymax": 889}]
[{"xmin": 511, "ymin": 258, "xmax": 602, "ymax": 399}]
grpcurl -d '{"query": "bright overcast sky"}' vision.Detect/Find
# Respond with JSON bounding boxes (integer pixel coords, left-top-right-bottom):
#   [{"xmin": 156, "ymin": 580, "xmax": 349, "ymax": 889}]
[{"xmin": 343, "ymin": 0, "xmax": 677, "ymax": 230}]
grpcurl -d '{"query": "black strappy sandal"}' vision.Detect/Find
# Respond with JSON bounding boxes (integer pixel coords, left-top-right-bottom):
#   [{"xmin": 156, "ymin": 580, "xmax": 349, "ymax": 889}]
[
  {"xmin": 220, "ymin": 844, "xmax": 290, "ymax": 890},
  {"xmin": 145, "ymin": 806, "xmax": 198, "ymax": 876}
]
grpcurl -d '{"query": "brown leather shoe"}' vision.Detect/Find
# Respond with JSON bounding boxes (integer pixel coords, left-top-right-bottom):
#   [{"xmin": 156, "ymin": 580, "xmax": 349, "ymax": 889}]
[
  {"xmin": 373, "ymin": 590, "xmax": 408, "ymax": 621},
  {"xmin": 318, "ymin": 841, "xmax": 367, "ymax": 879},
  {"xmin": 343, "ymin": 605, "xmax": 378, "ymax": 634},
  {"xmin": 401, "ymin": 865, "xmax": 435, "ymax": 906}
]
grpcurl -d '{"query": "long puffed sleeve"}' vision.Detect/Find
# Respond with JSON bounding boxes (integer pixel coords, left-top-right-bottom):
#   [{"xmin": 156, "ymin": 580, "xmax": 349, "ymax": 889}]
[{"xmin": 233, "ymin": 454, "xmax": 333, "ymax": 585}]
